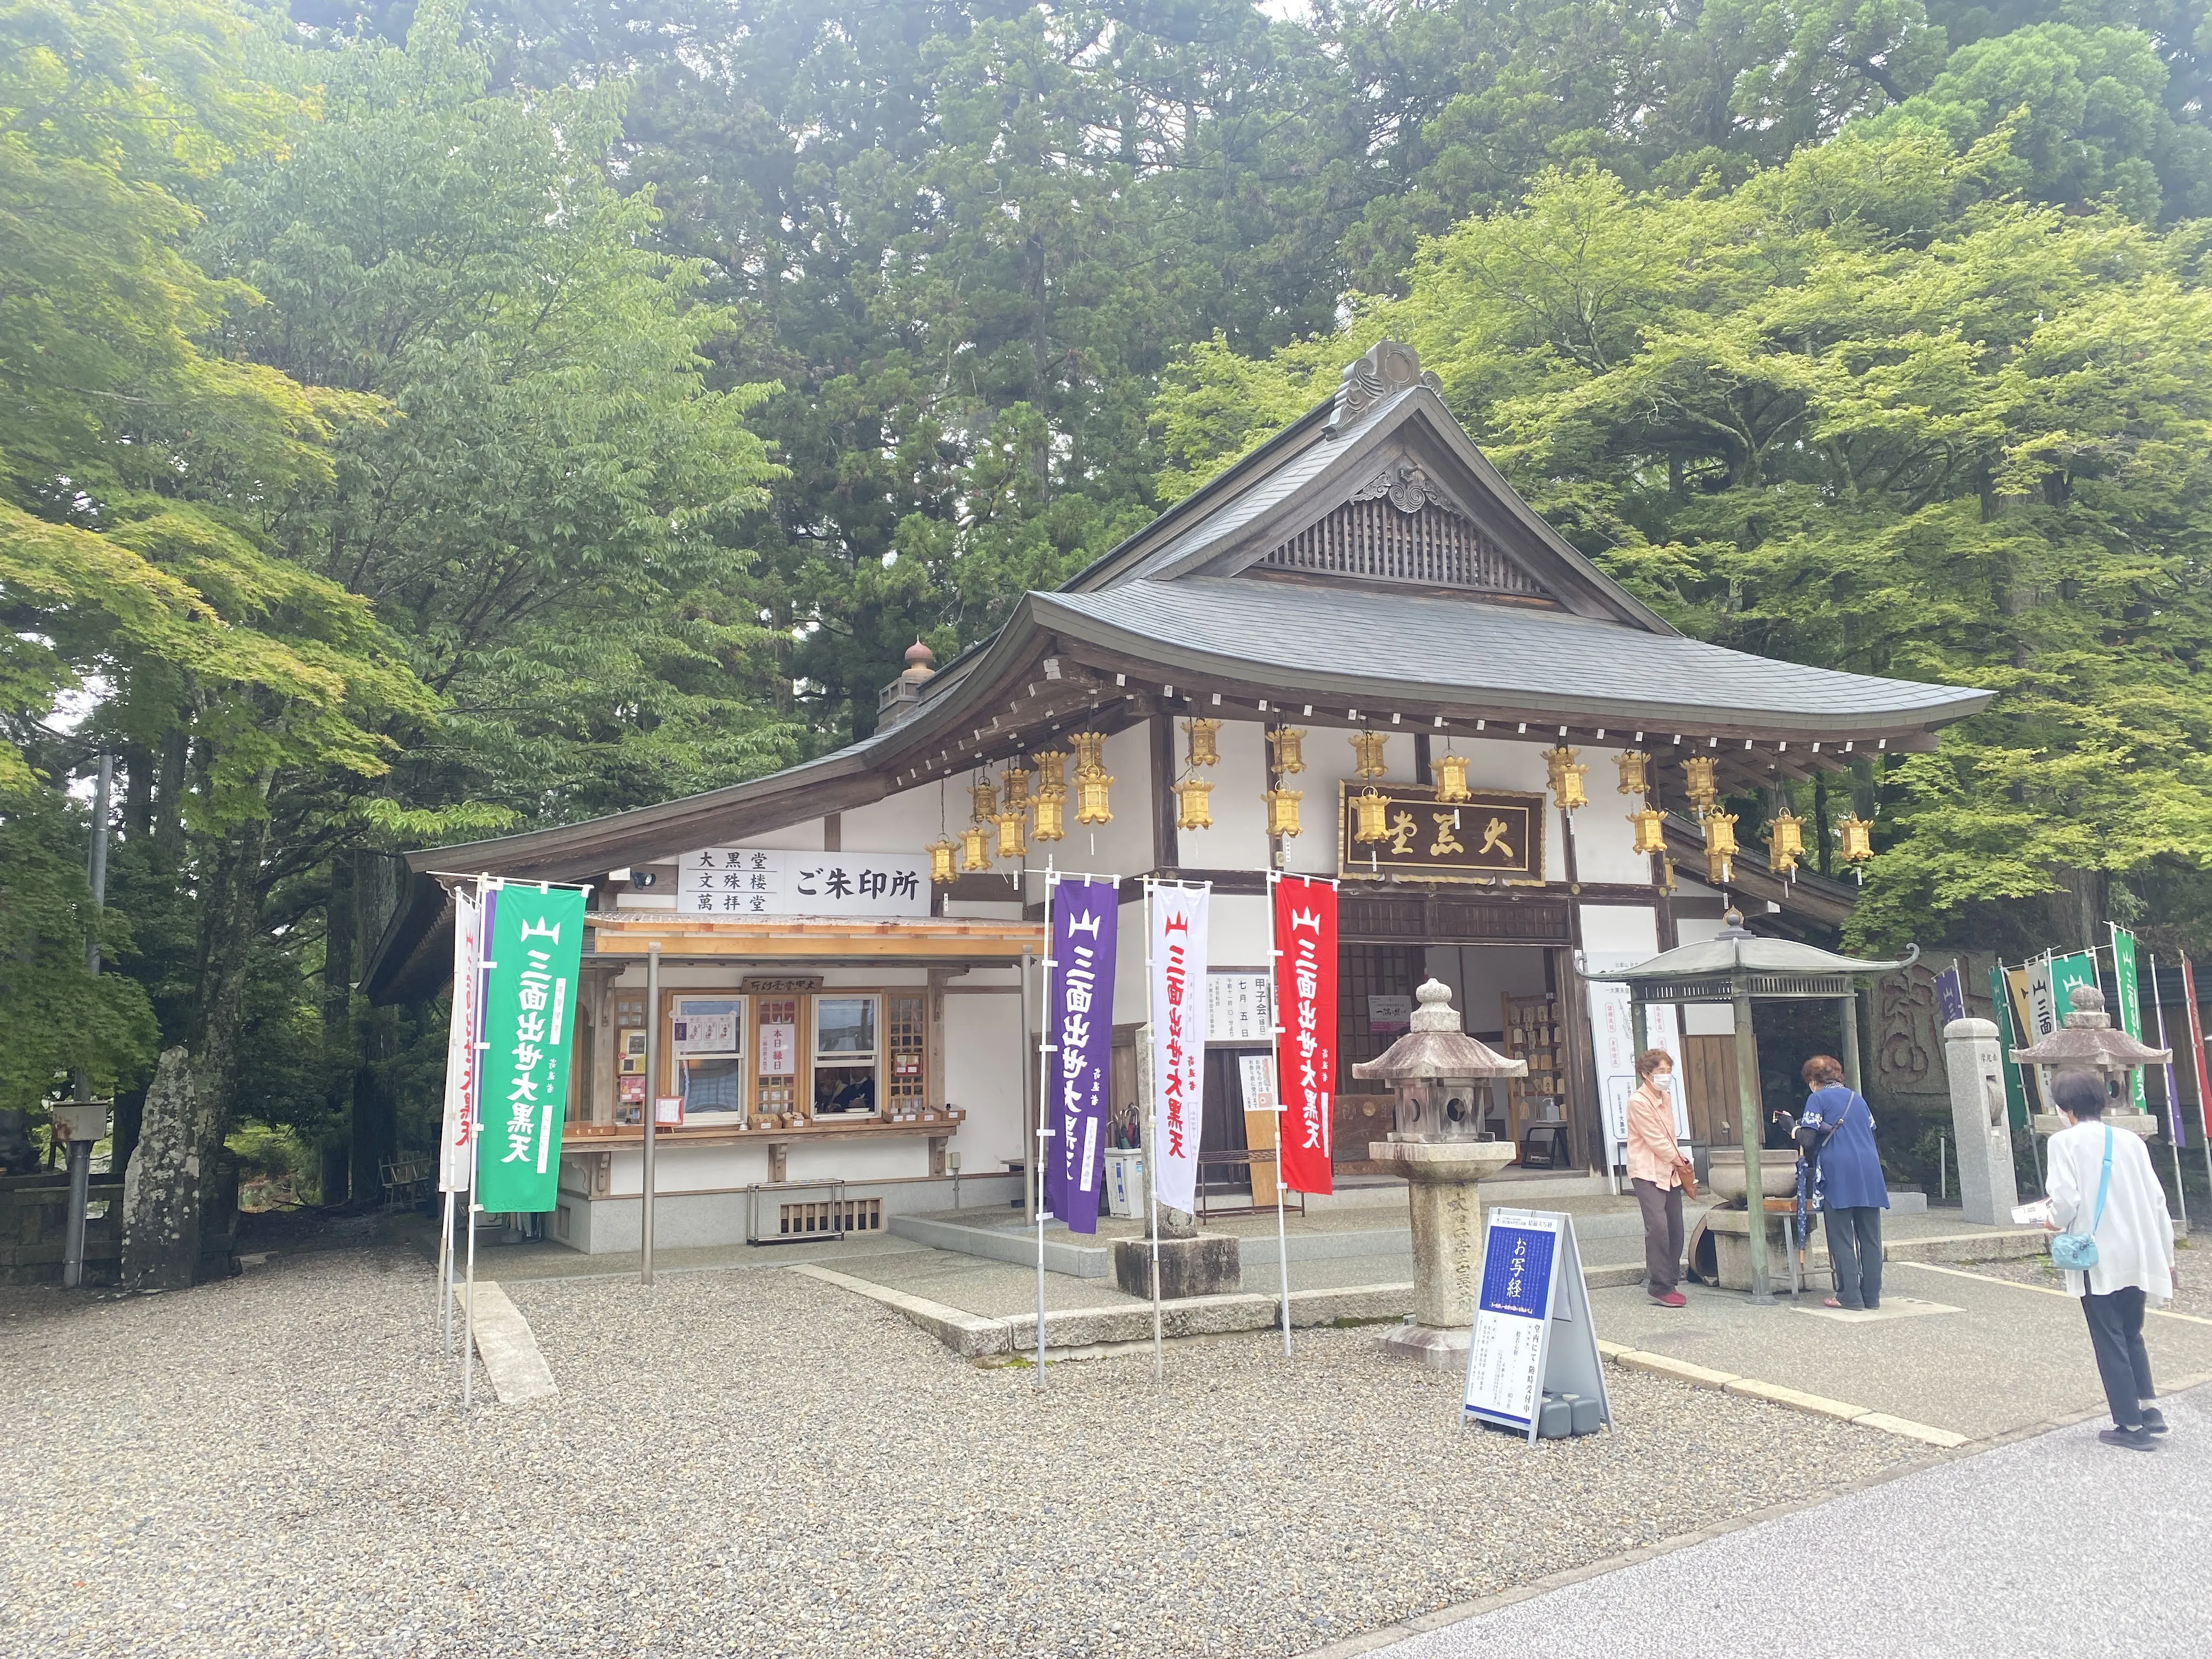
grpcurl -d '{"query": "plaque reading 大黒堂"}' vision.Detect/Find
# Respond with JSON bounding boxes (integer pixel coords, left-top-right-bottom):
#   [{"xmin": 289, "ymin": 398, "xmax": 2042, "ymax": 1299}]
[{"xmin": 1336, "ymin": 782, "xmax": 1545, "ymax": 883}]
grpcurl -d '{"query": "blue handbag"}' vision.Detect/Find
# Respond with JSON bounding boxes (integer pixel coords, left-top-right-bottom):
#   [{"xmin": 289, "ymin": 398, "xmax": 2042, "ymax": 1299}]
[{"xmin": 2050, "ymin": 1126, "xmax": 2112, "ymax": 1272}]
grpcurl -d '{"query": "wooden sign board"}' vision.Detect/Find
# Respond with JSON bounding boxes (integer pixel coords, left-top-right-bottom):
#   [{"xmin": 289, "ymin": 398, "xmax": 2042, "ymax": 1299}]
[{"xmin": 1338, "ymin": 782, "xmax": 1545, "ymax": 883}]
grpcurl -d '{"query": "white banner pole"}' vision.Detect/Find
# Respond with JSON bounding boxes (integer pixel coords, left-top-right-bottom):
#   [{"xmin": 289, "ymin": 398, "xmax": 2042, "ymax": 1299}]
[
  {"xmin": 438, "ymin": 1188, "xmax": 455, "ymax": 1357},
  {"xmin": 1144, "ymin": 878, "xmax": 1164, "ymax": 1380},
  {"xmin": 462, "ymin": 1144, "xmax": 479, "ymax": 1409}
]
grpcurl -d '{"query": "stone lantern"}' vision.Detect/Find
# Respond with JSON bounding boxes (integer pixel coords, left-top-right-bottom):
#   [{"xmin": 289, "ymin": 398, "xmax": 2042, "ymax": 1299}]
[
  {"xmin": 2010, "ymin": 984, "xmax": 2166, "ymax": 1138},
  {"xmin": 1352, "ymin": 979, "xmax": 1526, "ymax": 1368}
]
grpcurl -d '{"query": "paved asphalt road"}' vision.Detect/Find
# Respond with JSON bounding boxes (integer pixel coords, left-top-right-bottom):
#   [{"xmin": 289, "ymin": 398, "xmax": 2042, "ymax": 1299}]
[{"xmin": 1372, "ymin": 1380, "xmax": 2212, "ymax": 1659}]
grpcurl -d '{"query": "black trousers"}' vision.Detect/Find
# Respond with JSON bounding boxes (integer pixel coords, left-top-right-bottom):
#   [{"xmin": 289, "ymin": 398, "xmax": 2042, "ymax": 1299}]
[
  {"xmin": 1632, "ymin": 1177, "xmax": 1684, "ymax": 1294},
  {"xmin": 1825, "ymin": 1206, "xmax": 1884, "ymax": 1308},
  {"xmin": 2082, "ymin": 1286, "xmax": 2156, "ymax": 1430}
]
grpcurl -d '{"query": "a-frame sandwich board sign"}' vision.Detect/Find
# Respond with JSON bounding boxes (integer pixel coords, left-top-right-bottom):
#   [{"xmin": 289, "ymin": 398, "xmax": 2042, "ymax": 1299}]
[{"xmin": 1461, "ymin": 1207, "xmax": 1612, "ymax": 1442}]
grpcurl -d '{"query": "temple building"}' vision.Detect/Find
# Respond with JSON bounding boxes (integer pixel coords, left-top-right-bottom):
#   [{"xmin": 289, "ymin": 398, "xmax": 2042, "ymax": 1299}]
[{"xmin": 365, "ymin": 341, "xmax": 1990, "ymax": 1252}]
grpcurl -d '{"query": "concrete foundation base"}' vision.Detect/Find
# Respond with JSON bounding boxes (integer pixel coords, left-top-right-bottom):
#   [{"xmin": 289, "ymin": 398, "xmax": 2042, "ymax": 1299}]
[
  {"xmin": 1375, "ymin": 1322, "xmax": 1470, "ymax": 1372},
  {"xmin": 1705, "ymin": 1205, "xmax": 1797, "ymax": 1293},
  {"xmin": 1110, "ymin": 1234, "xmax": 1240, "ymax": 1300}
]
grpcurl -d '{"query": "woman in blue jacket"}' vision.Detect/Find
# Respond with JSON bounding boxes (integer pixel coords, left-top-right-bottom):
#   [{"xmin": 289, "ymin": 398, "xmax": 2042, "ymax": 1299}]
[{"xmin": 1797, "ymin": 1054, "xmax": 1889, "ymax": 1310}]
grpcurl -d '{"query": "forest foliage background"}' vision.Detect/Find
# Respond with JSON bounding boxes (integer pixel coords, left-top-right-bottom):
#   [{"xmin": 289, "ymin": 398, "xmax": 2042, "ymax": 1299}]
[{"xmin": 4, "ymin": 0, "xmax": 2211, "ymax": 1196}]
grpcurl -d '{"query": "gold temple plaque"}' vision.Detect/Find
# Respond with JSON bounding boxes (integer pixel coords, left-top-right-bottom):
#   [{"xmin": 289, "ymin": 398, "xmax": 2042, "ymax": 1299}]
[{"xmin": 1336, "ymin": 781, "xmax": 1546, "ymax": 883}]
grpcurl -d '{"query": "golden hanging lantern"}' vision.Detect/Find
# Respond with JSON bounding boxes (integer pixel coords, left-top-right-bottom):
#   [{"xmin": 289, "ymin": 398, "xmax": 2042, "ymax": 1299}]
[
  {"xmin": 1070, "ymin": 731, "xmax": 1108, "ymax": 776},
  {"xmin": 969, "ymin": 776, "xmax": 997, "ymax": 823},
  {"xmin": 1434, "ymin": 752, "xmax": 1471, "ymax": 803},
  {"xmin": 1767, "ymin": 806, "xmax": 1804, "ymax": 876},
  {"xmin": 1074, "ymin": 769, "xmax": 1114, "ymax": 825},
  {"xmin": 1031, "ymin": 788, "xmax": 1066, "ymax": 842},
  {"xmin": 1544, "ymin": 744, "xmax": 1588, "ymax": 811},
  {"xmin": 1182, "ymin": 718, "xmax": 1221, "ymax": 769},
  {"xmin": 1030, "ymin": 748, "xmax": 1068, "ymax": 797},
  {"xmin": 958, "ymin": 823, "xmax": 992, "ymax": 873},
  {"xmin": 1683, "ymin": 755, "xmax": 1719, "ymax": 815},
  {"xmin": 1616, "ymin": 751, "xmax": 1651, "ymax": 795},
  {"xmin": 1266, "ymin": 726, "xmax": 1307, "ymax": 776},
  {"xmin": 993, "ymin": 806, "xmax": 1029, "ymax": 861},
  {"xmin": 1173, "ymin": 776, "xmax": 1214, "ymax": 831},
  {"xmin": 1837, "ymin": 814, "xmax": 1875, "ymax": 865},
  {"xmin": 998, "ymin": 762, "xmax": 1033, "ymax": 809},
  {"xmin": 927, "ymin": 836, "xmax": 958, "ymax": 886},
  {"xmin": 1352, "ymin": 786, "xmax": 1391, "ymax": 844},
  {"xmin": 1263, "ymin": 787, "xmax": 1304, "ymax": 839},
  {"xmin": 1350, "ymin": 730, "xmax": 1389, "ymax": 779},
  {"xmin": 1628, "ymin": 805, "xmax": 1666, "ymax": 856},
  {"xmin": 1703, "ymin": 811, "xmax": 1738, "ymax": 885}
]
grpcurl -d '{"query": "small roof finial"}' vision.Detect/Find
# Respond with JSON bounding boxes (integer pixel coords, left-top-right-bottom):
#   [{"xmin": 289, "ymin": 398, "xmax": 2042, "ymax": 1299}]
[{"xmin": 905, "ymin": 638, "xmax": 934, "ymax": 669}]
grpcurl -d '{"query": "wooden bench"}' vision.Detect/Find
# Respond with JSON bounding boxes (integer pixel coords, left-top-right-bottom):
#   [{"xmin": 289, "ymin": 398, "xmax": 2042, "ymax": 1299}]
[{"xmin": 379, "ymin": 1156, "xmax": 433, "ymax": 1212}]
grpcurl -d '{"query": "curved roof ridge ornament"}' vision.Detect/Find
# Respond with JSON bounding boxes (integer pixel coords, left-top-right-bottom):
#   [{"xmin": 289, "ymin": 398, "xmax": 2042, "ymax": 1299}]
[{"xmin": 1328, "ymin": 339, "xmax": 1443, "ymax": 436}]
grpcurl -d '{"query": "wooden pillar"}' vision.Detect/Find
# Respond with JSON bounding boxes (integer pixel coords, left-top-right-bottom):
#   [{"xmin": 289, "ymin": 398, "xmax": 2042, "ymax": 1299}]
[
  {"xmin": 586, "ymin": 963, "xmax": 619, "ymax": 1125},
  {"xmin": 1150, "ymin": 715, "xmax": 1178, "ymax": 874},
  {"xmin": 1554, "ymin": 945, "xmax": 1603, "ymax": 1172}
]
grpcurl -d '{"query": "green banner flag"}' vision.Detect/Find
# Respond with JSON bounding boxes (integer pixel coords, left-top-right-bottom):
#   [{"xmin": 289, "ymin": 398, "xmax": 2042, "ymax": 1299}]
[
  {"xmin": 475, "ymin": 882, "xmax": 587, "ymax": 1212},
  {"xmin": 1988, "ymin": 964, "xmax": 2028, "ymax": 1128},
  {"xmin": 2109, "ymin": 926, "xmax": 2149, "ymax": 1114}
]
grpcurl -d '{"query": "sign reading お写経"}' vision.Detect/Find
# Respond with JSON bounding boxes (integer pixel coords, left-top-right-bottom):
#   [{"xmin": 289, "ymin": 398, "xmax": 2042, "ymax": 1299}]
[
  {"xmin": 475, "ymin": 883, "xmax": 587, "ymax": 1213},
  {"xmin": 677, "ymin": 848, "xmax": 927, "ymax": 918},
  {"xmin": 1462, "ymin": 1208, "xmax": 1611, "ymax": 1443}
]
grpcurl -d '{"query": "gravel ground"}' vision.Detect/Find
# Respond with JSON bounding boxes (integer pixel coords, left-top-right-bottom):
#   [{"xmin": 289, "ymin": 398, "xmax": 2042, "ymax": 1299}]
[{"xmin": 4, "ymin": 1248, "xmax": 1927, "ymax": 1659}]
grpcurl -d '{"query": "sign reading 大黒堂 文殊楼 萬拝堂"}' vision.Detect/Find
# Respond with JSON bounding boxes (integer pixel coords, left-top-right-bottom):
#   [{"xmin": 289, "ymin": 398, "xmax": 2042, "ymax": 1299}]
[
  {"xmin": 676, "ymin": 847, "xmax": 928, "ymax": 918},
  {"xmin": 475, "ymin": 883, "xmax": 587, "ymax": 1214}
]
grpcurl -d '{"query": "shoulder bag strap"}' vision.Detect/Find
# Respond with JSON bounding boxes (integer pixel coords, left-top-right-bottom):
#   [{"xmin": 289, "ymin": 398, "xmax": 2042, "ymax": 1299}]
[{"xmin": 2091, "ymin": 1125, "xmax": 2113, "ymax": 1234}]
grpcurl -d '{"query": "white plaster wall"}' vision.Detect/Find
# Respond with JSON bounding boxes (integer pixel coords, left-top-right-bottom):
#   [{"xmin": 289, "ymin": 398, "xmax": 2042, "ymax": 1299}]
[
  {"xmin": 943, "ymin": 992, "xmax": 1026, "ymax": 1169},
  {"xmin": 786, "ymin": 1137, "xmax": 929, "ymax": 1184},
  {"xmin": 945, "ymin": 899, "xmax": 1025, "ymax": 919},
  {"xmin": 1279, "ymin": 726, "xmax": 1407, "ymax": 876},
  {"xmin": 837, "ymin": 788, "xmax": 931, "ymax": 854},
  {"xmin": 1208, "ymin": 892, "xmax": 1272, "ymax": 970},
  {"xmin": 1113, "ymin": 896, "xmax": 1147, "ymax": 1025},
  {"xmin": 1579, "ymin": 904, "xmax": 1661, "ymax": 957},
  {"xmin": 602, "ymin": 1141, "xmax": 772, "ymax": 1197},
  {"xmin": 1173, "ymin": 715, "xmax": 1270, "ymax": 871},
  {"xmin": 1566, "ymin": 746, "xmax": 1656, "ymax": 885}
]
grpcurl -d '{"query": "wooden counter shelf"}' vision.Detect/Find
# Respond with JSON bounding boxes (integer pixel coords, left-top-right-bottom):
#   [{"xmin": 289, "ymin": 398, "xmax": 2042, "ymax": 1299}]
[
  {"xmin": 563, "ymin": 1110, "xmax": 966, "ymax": 1184},
  {"xmin": 564, "ymin": 1112, "xmax": 964, "ymax": 1152}
]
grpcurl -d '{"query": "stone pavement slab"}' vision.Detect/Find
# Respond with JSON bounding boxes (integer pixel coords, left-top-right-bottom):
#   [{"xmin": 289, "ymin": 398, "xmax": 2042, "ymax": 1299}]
[
  {"xmin": 1347, "ymin": 1378, "xmax": 2212, "ymax": 1659},
  {"xmin": 1586, "ymin": 1264, "xmax": 2212, "ymax": 1440}
]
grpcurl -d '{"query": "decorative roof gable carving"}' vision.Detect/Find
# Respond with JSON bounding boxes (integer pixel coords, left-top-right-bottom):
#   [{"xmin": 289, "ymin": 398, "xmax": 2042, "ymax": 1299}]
[
  {"xmin": 1256, "ymin": 495, "xmax": 1550, "ymax": 599},
  {"xmin": 1328, "ymin": 340, "xmax": 1443, "ymax": 433}
]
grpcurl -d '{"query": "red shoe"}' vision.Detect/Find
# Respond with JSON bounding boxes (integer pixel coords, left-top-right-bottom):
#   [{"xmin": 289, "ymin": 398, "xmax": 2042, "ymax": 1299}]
[{"xmin": 1651, "ymin": 1290, "xmax": 1688, "ymax": 1308}]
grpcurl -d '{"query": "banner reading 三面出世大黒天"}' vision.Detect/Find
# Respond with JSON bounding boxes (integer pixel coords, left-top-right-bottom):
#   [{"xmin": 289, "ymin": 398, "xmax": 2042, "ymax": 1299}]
[
  {"xmin": 438, "ymin": 883, "xmax": 485, "ymax": 1193},
  {"xmin": 1043, "ymin": 876, "xmax": 1119, "ymax": 1235},
  {"xmin": 1148, "ymin": 883, "xmax": 1209, "ymax": 1215},
  {"xmin": 1272, "ymin": 875, "xmax": 1336, "ymax": 1195},
  {"xmin": 476, "ymin": 883, "xmax": 588, "ymax": 1213}
]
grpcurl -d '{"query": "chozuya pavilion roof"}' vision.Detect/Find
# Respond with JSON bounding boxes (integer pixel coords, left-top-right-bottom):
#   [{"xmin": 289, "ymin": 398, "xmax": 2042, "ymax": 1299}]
[{"xmin": 365, "ymin": 340, "xmax": 1993, "ymax": 1000}]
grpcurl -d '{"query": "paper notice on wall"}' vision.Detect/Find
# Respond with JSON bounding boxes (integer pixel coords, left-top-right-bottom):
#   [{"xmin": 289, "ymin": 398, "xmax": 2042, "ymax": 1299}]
[{"xmin": 1583, "ymin": 952, "xmax": 1684, "ymax": 1161}]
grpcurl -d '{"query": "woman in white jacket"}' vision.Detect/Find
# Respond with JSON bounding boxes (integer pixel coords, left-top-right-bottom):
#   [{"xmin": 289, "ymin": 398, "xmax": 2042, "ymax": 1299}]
[{"xmin": 2045, "ymin": 1069, "xmax": 2179, "ymax": 1452}]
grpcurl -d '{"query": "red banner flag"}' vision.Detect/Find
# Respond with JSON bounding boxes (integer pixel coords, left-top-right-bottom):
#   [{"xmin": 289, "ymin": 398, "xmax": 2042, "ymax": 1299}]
[
  {"xmin": 1273, "ymin": 874, "xmax": 1338, "ymax": 1195},
  {"xmin": 2184, "ymin": 958, "xmax": 2210, "ymax": 1140}
]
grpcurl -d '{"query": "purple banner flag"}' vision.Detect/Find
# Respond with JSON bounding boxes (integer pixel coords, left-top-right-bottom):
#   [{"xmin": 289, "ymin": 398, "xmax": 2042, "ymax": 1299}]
[
  {"xmin": 1934, "ymin": 964, "xmax": 1966, "ymax": 1028},
  {"xmin": 1044, "ymin": 876, "xmax": 1119, "ymax": 1235}
]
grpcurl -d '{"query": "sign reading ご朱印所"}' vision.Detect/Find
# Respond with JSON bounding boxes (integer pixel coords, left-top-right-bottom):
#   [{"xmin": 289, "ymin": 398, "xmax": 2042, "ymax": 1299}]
[
  {"xmin": 475, "ymin": 883, "xmax": 587, "ymax": 1213},
  {"xmin": 678, "ymin": 848, "xmax": 927, "ymax": 918},
  {"xmin": 1336, "ymin": 782, "xmax": 1545, "ymax": 882}
]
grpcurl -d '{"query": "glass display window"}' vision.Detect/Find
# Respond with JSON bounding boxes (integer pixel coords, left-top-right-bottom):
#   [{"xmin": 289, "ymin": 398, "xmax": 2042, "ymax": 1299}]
[
  {"xmin": 812, "ymin": 995, "xmax": 879, "ymax": 1116},
  {"xmin": 671, "ymin": 995, "xmax": 745, "ymax": 1118}
]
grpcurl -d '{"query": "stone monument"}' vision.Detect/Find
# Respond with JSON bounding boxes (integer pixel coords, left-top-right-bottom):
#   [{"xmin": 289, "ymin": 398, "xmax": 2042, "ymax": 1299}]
[
  {"xmin": 1942, "ymin": 1017, "xmax": 2019, "ymax": 1226},
  {"xmin": 1111, "ymin": 1022, "xmax": 1239, "ymax": 1300},
  {"xmin": 1353, "ymin": 980, "xmax": 1524, "ymax": 1369}
]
